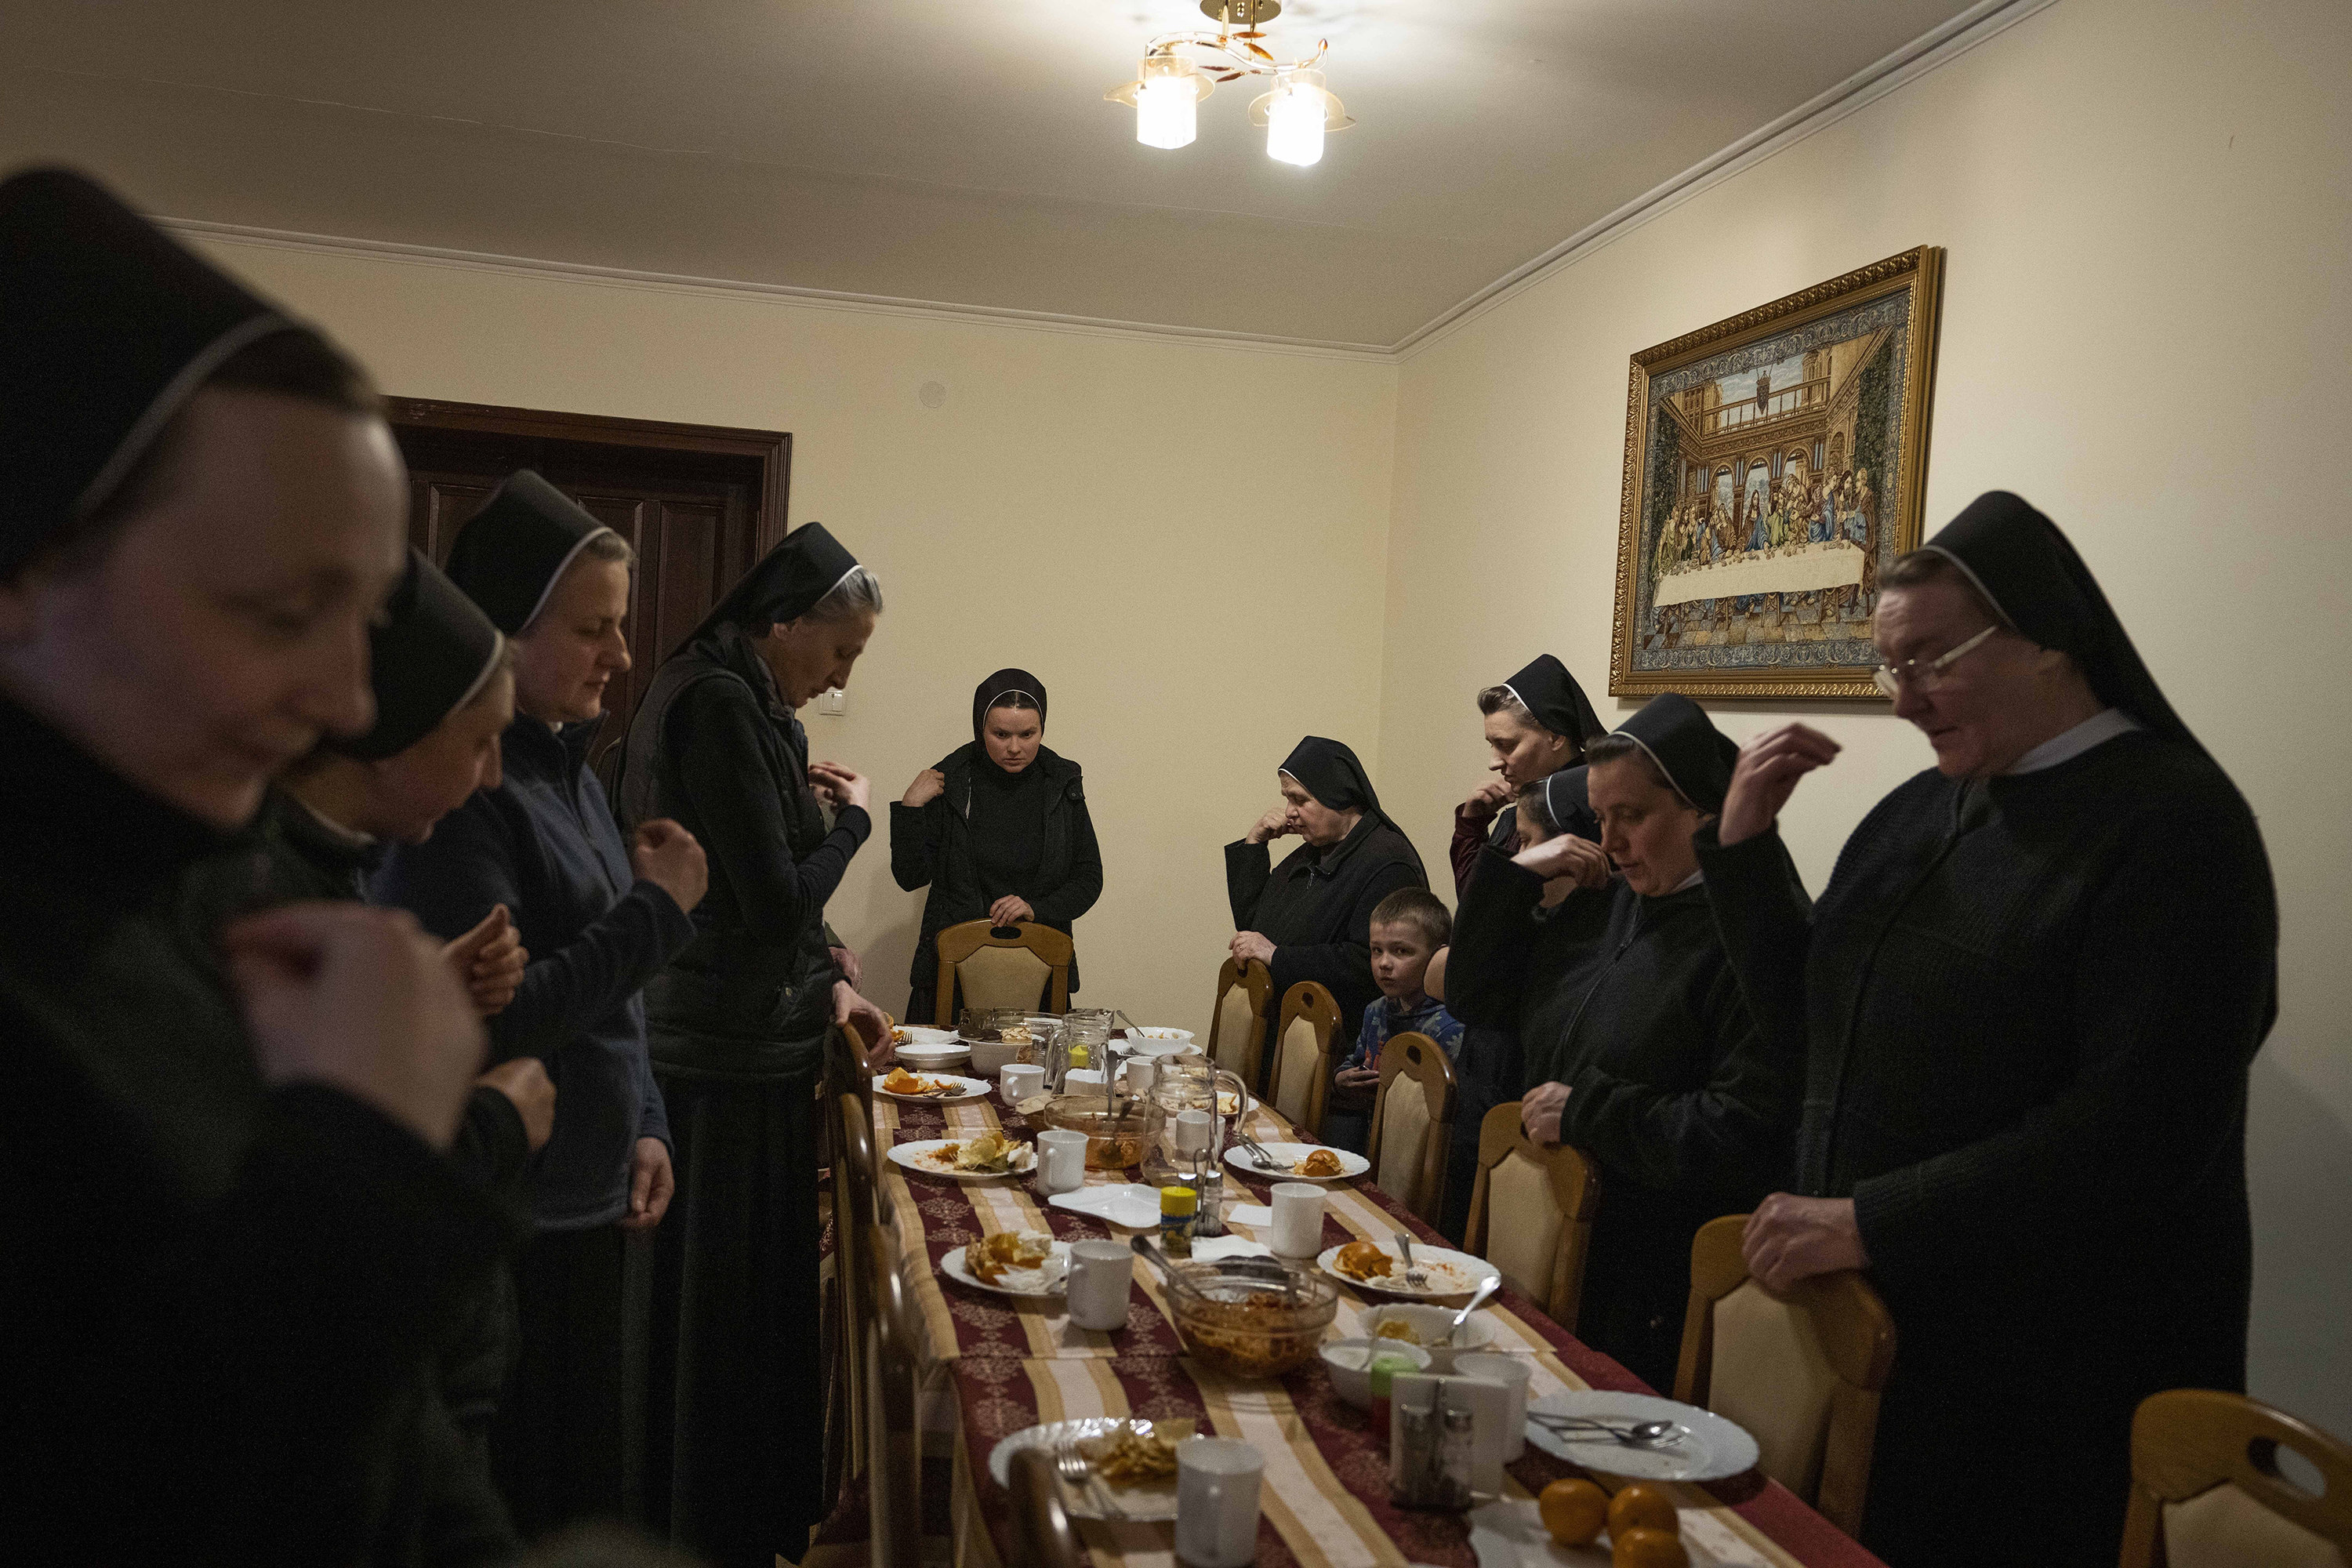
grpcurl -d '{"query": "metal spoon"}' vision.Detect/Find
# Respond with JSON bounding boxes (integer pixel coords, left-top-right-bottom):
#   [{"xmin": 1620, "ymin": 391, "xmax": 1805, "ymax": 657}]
[
  {"xmin": 1530, "ymin": 1413, "xmax": 1684, "ymax": 1446},
  {"xmin": 1448, "ymin": 1274, "xmax": 1499, "ymax": 1341}
]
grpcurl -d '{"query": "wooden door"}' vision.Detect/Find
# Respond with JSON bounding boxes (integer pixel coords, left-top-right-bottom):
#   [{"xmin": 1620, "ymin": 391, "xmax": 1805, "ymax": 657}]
[{"xmin": 387, "ymin": 399, "xmax": 791, "ymax": 764}]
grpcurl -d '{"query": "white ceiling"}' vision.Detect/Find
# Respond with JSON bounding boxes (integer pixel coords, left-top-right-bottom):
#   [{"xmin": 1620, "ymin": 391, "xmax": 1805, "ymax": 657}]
[{"xmin": 0, "ymin": 1, "xmax": 1984, "ymax": 348}]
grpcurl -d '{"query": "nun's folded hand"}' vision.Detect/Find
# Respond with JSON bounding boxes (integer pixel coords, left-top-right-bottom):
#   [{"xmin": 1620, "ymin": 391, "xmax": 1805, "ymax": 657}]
[
  {"xmin": 630, "ymin": 818, "xmax": 710, "ymax": 913},
  {"xmin": 1720, "ymin": 723, "xmax": 1841, "ymax": 846},
  {"xmin": 1514, "ymin": 833, "xmax": 1611, "ymax": 890},
  {"xmin": 621, "ymin": 1137, "xmax": 673, "ymax": 1231},
  {"xmin": 902, "ymin": 768, "xmax": 946, "ymax": 808},
  {"xmin": 222, "ymin": 902, "xmax": 485, "ymax": 1151},
  {"xmin": 1245, "ymin": 806, "xmax": 1294, "ymax": 845},
  {"xmin": 1230, "ymin": 931, "xmax": 1276, "ymax": 967},
  {"xmin": 809, "ymin": 760, "xmax": 873, "ymax": 813},
  {"xmin": 989, "ymin": 895, "xmax": 1033, "ymax": 927},
  {"xmin": 1521, "ymin": 1080, "xmax": 1571, "ymax": 1145},
  {"xmin": 1741, "ymin": 1193, "xmax": 1868, "ymax": 1291},
  {"xmin": 1463, "ymin": 776, "xmax": 1513, "ymax": 818},
  {"xmin": 445, "ymin": 903, "xmax": 527, "ymax": 1017}
]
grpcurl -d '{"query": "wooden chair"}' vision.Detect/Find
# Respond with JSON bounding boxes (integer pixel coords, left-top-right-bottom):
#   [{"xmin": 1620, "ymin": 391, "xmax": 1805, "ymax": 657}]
[
  {"xmin": 1365, "ymin": 1032, "xmax": 1457, "ymax": 1226},
  {"xmin": 1461, "ymin": 1102, "xmax": 1600, "ymax": 1330},
  {"xmin": 1673, "ymin": 1214, "xmax": 1896, "ymax": 1536},
  {"xmin": 1007, "ymin": 1446, "xmax": 1087, "ymax": 1568},
  {"xmin": 865, "ymin": 1222, "xmax": 929, "ymax": 1568},
  {"xmin": 932, "ymin": 919, "xmax": 1072, "ymax": 1025},
  {"xmin": 1265, "ymin": 981, "xmax": 1341, "ymax": 1136},
  {"xmin": 2119, "ymin": 1389, "xmax": 2352, "ymax": 1567},
  {"xmin": 1206, "ymin": 956, "xmax": 1272, "ymax": 1088},
  {"xmin": 832, "ymin": 1091, "xmax": 890, "ymax": 1482},
  {"xmin": 820, "ymin": 1022, "xmax": 876, "ymax": 1495}
]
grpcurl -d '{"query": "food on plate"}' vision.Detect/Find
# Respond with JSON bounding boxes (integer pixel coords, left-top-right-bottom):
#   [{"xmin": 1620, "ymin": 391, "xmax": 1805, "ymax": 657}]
[
  {"xmin": 880, "ymin": 1067, "xmax": 956, "ymax": 1096},
  {"xmin": 1000, "ymin": 1024, "xmax": 1033, "ymax": 1047},
  {"xmin": 1538, "ymin": 1477, "xmax": 1608, "ymax": 1548},
  {"xmin": 1334, "ymin": 1241, "xmax": 1394, "ymax": 1282},
  {"xmin": 1078, "ymin": 1419, "xmax": 1197, "ymax": 1486},
  {"xmin": 916, "ymin": 1132, "xmax": 1028, "ymax": 1175},
  {"xmin": 1295, "ymin": 1148, "xmax": 1345, "ymax": 1178},
  {"xmin": 1608, "ymin": 1483, "xmax": 1679, "ymax": 1539},
  {"xmin": 1216, "ymin": 1090, "xmax": 1240, "ymax": 1116},
  {"xmin": 964, "ymin": 1229, "xmax": 1057, "ymax": 1291},
  {"xmin": 1373, "ymin": 1317, "xmax": 1422, "ymax": 1345},
  {"xmin": 1612, "ymin": 1526, "xmax": 1690, "ymax": 1568}
]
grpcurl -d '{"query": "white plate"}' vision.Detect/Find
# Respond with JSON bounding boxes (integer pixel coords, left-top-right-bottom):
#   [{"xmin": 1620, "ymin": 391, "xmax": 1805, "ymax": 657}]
[
  {"xmin": 942, "ymin": 1236, "xmax": 1070, "ymax": 1298},
  {"xmin": 986, "ymin": 1417, "xmax": 1196, "ymax": 1522},
  {"xmin": 1047, "ymin": 1183, "xmax": 1163, "ymax": 1229},
  {"xmin": 1225, "ymin": 1142, "xmax": 1370, "ymax": 1183},
  {"xmin": 892, "ymin": 1041, "xmax": 971, "ymax": 1067},
  {"xmin": 895, "ymin": 1025, "xmax": 960, "ymax": 1047},
  {"xmin": 1524, "ymin": 1390, "xmax": 1761, "ymax": 1483},
  {"xmin": 1317, "ymin": 1240, "xmax": 1501, "ymax": 1300},
  {"xmin": 887, "ymin": 1137, "xmax": 1038, "ymax": 1183},
  {"xmin": 873, "ymin": 1072, "xmax": 991, "ymax": 1103}
]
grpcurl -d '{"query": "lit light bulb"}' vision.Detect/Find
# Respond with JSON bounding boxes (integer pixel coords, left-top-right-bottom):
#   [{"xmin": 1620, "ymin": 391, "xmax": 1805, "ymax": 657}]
[
  {"xmin": 1135, "ymin": 74, "xmax": 1197, "ymax": 151},
  {"xmin": 1265, "ymin": 80, "xmax": 1325, "ymax": 167}
]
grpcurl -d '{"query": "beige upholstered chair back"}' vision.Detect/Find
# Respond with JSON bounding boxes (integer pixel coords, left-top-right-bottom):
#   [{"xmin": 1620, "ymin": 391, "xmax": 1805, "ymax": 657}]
[
  {"xmin": 1365, "ymin": 1033, "xmax": 1457, "ymax": 1225},
  {"xmin": 865, "ymin": 1223, "xmax": 924, "ymax": 1568},
  {"xmin": 933, "ymin": 918, "xmax": 1073, "ymax": 1024},
  {"xmin": 2121, "ymin": 1389, "xmax": 2352, "ymax": 1568},
  {"xmin": 1461, "ymin": 1102, "xmax": 1599, "ymax": 1330},
  {"xmin": 1675, "ymin": 1214, "xmax": 1896, "ymax": 1537},
  {"xmin": 1206, "ymin": 956, "xmax": 1272, "ymax": 1086},
  {"xmin": 1268, "ymin": 982, "xmax": 1341, "ymax": 1134}
]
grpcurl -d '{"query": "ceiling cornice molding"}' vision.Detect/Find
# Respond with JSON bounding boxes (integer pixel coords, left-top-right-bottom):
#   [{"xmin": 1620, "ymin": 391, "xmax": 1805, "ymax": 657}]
[
  {"xmin": 1389, "ymin": 0, "xmax": 2063, "ymax": 359},
  {"xmin": 153, "ymin": 0, "xmax": 2056, "ymax": 364},
  {"xmin": 155, "ymin": 217, "xmax": 1403, "ymax": 363}
]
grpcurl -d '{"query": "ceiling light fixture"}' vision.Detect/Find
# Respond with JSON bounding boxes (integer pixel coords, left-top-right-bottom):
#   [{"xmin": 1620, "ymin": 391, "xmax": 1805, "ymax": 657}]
[{"xmin": 1105, "ymin": 1, "xmax": 1355, "ymax": 167}]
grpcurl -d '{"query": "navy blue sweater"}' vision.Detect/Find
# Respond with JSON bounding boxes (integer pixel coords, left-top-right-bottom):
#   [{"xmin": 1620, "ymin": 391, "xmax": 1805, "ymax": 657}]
[{"xmin": 375, "ymin": 717, "xmax": 693, "ymax": 1231}]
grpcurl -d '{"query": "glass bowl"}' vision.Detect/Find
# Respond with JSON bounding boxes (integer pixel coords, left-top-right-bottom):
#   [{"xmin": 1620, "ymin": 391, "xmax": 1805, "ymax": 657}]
[
  {"xmin": 1166, "ymin": 1259, "xmax": 1340, "ymax": 1380},
  {"xmin": 1035, "ymin": 1094, "xmax": 1160, "ymax": 1170}
]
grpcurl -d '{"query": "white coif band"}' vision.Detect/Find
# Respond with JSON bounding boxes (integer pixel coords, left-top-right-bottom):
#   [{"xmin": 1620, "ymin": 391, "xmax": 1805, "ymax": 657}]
[{"xmin": 517, "ymin": 527, "xmax": 618, "ymax": 633}]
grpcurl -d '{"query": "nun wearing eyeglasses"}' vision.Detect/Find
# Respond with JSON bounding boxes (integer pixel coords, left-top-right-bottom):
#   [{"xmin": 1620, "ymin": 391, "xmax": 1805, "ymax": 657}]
[
  {"xmin": 893, "ymin": 670, "xmax": 1102, "ymax": 1025},
  {"xmin": 1227, "ymin": 738, "xmax": 1428, "ymax": 1063},
  {"xmin": 1508, "ymin": 698, "xmax": 1802, "ymax": 1390},
  {"xmin": 1697, "ymin": 493, "xmax": 2278, "ymax": 1568},
  {"xmin": 612, "ymin": 522, "xmax": 891, "ymax": 1568}
]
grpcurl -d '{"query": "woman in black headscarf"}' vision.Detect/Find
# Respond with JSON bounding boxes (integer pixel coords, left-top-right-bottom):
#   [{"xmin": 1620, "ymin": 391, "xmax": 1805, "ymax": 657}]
[
  {"xmin": 0, "ymin": 167, "xmax": 506, "ymax": 1563},
  {"xmin": 1450, "ymin": 654, "xmax": 1605, "ymax": 895},
  {"xmin": 611, "ymin": 522, "xmax": 891, "ymax": 1568},
  {"xmin": 1700, "ymin": 492, "xmax": 2278, "ymax": 1568},
  {"xmin": 1503, "ymin": 696, "xmax": 1800, "ymax": 1388},
  {"xmin": 1227, "ymin": 738, "xmax": 1428, "ymax": 1067},
  {"xmin": 1433, "ymin": 764, "xmax": 1609, "ymax": 1242},
  {"xmin": 893, "ymin": 670, "xmax": 1103, "ymax": 1024}
]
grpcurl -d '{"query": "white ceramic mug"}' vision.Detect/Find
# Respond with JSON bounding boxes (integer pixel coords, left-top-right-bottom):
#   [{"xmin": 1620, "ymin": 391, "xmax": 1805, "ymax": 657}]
[
  {"xmin": 1174, "ymin": 1436, "xmax": 1263, "ymax": 1568},
  {"xmin": 1065, "ymin": 1239, "xmax": 1133, "ymax": 1332},
  {"xmin": 1000, "ymin": 1062, "xmax": 1044, "ymax": 1106},
  {"xmin": 1122, "ymin": 1056, "xmax": 1157, "ymax": 1097},
  {"xmin": 1174, "ymin": 1109, "xmax": 1214, "ymax": 1157},
  {"xmin": 1036, "ymin": 1128, "xmax": 1089, "ymax": 1195},
  {"xmin": 1452, "ymin": 1352, "xmax": 1530, "ymax": 1461},
  {"xmin": 1269, "ymin": 1181, "xmax": 1324, "ymax": 1258}
]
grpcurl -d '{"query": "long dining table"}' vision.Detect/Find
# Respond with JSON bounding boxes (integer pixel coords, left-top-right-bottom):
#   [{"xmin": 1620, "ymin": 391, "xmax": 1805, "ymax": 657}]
[{"xmin": 815, "ymin": 1073, "xmax": 1889, "ymax": 1568}]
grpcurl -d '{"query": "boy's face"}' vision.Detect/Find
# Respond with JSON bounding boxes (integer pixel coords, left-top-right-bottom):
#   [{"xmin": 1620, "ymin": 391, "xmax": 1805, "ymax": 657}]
[{"xmin": 1369, "ymin": 920, "xmax": 1435, "ymax": 999}]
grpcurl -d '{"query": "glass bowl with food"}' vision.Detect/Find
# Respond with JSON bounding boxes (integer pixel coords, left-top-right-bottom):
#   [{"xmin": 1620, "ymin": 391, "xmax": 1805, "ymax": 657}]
[
  {"xmin": 1033, "ymin": 1094, "xmax": 1160, "ymax": 1171},
  {"xmin": 1165, "ymin": 1258, "xmax": 1340, "ymax": 1380}
]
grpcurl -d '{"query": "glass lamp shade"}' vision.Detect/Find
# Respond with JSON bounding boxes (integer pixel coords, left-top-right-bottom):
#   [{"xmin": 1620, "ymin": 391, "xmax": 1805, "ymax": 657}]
[
  {"xmin": 1265, "ymin": 79, "xmax": 1325, "ymax": 166},
  {"xmin": 1136, "ymin": 75, "xmax": 1197, "ymax": 150}
]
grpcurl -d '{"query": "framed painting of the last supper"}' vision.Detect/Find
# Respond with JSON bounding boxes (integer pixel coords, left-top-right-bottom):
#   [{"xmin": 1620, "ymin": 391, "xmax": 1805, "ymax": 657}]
[{"xmin": 1609, "ymin": 245, "xmax": 1944, "ymax": 700}]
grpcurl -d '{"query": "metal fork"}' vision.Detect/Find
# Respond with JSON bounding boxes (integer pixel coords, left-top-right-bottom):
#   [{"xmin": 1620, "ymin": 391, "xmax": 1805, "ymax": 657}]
[
  {"xmin": 1393, "ymin": 1229, "xmax": 1428, "ymax": 1290},
  {"xmin": 1056, "ymin": 1436, "xmax": 1126, "ymax": 1519}
]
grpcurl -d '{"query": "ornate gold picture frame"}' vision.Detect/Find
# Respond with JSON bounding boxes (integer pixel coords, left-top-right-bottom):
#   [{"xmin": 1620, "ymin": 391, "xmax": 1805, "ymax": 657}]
[{"xmin": 1609, "ymin": 246, "xmax": 1944, "ymax": 699}]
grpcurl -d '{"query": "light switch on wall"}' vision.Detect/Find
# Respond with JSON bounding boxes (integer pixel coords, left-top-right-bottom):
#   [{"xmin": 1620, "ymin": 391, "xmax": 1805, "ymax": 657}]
[{"xmin": 818, "ymin": 688, "xmax": 847, "ymax": 717}]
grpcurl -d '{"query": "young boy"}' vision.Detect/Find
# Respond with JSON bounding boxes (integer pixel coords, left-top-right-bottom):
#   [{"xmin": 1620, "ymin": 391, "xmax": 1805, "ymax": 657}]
[{"xmin": 1320, "ymin": 886, "xmax": 1465, "ymax": 1153}]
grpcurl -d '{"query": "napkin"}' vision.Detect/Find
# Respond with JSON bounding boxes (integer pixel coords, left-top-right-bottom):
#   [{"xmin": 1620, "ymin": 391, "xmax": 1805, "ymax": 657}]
[
  {"xmin": 1224, "ymin": 1203, "xmax": 1276, "ymax": 1227},
  {"xmin": 1192, "ymin": 1235, "xmax": 1272, "ymax": 1262}
]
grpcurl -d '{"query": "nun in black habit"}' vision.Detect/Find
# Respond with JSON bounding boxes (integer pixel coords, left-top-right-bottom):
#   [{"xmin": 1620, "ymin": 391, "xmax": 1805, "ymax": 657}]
[
  {"xmin": 892, "ymin": 669, "xmax": 1104, "ymax": 1024},
  {"xmin": 1698, "ymin": 492, "xmax": 2278, "ymax": 1568},
  {"xmin": 612, "ymin": 522, "xmax": 889, "ymax": 1566},
  {"xmin": 1434, "ymin": 764, "xmax": 1609, "ymax": 1242},
  {"xmin": 1507, "ymin": 697, "xmax": 1799, "ymax": 1389},
  {"xmin": 1450, "ymin": 654, "xmax": 1605, "ymax": 895},
  {"xmin": 0, "ymin": 168, "xmax": 510, "ymax": 1563},
  {"xmin": 1227, "ymin": 738, "xmax": 1428, "ymax": 1063}
]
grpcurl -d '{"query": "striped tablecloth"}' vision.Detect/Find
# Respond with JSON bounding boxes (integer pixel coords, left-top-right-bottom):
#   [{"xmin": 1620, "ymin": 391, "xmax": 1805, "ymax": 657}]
[{"xmin": 858, "ymin": 1087, "xmax": 1884, "ymax": 1568}]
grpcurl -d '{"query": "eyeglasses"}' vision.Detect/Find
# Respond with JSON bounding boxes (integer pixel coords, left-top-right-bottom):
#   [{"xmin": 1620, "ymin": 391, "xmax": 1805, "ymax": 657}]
[{"xmin": 1873, "ymin": 623, "xmax": 1998, "ymax": 697}]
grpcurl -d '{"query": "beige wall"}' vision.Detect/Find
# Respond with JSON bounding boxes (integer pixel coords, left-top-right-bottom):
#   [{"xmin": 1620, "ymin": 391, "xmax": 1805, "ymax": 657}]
[
  {"xmin": 191, "ymin": 238, "xmax": 1400, "ymax": 1034},
  {"xmin": 1380, "ymin": 0, "xmax": 2352, "ymax": 1432}
]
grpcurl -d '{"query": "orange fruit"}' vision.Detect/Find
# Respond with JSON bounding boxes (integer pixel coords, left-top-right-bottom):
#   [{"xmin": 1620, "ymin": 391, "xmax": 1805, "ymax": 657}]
[
  {"xmin": 1612, "ymin": 1526, "xmax": 1690, "ymax": 1568},
  {"xmin": 1607, "ymin": 1482, "xmax": 1679, "ymax": 1537},
  {"xmin": 1537, "ymin": 1476, "xmax": 1608, "ymax": 1547}
]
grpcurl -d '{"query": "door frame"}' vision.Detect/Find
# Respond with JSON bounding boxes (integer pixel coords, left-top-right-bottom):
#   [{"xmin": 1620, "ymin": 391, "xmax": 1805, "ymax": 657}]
[{"xmin": 384, "ymin": 397, "xmax": 792, "ymax": 556}]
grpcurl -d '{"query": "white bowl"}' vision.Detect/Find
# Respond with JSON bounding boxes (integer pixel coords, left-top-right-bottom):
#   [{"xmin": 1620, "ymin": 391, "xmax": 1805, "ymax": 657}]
[
  {"xmin": 894, "ymin": 1041, "xmax": 971, "ymax": 1069},
  {"xmin": 1358, "ymin": 1303, "xmax": 1498, "ymax": 1372},
  {"xmin": 1124, "ymin": 1027, "xmax": 1196, "ymax": 1058},
  {"xmin": 968, "ymin": 1037, "xmax": 1025, "ymax": 1076},
  {"xmin": 1319, "ymin": 1338, "xmax": 1432, "ymax": 1407},
  {"xmin": 896, "ymin": 1025, "xmax": 960, "ymax": 1047}
]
